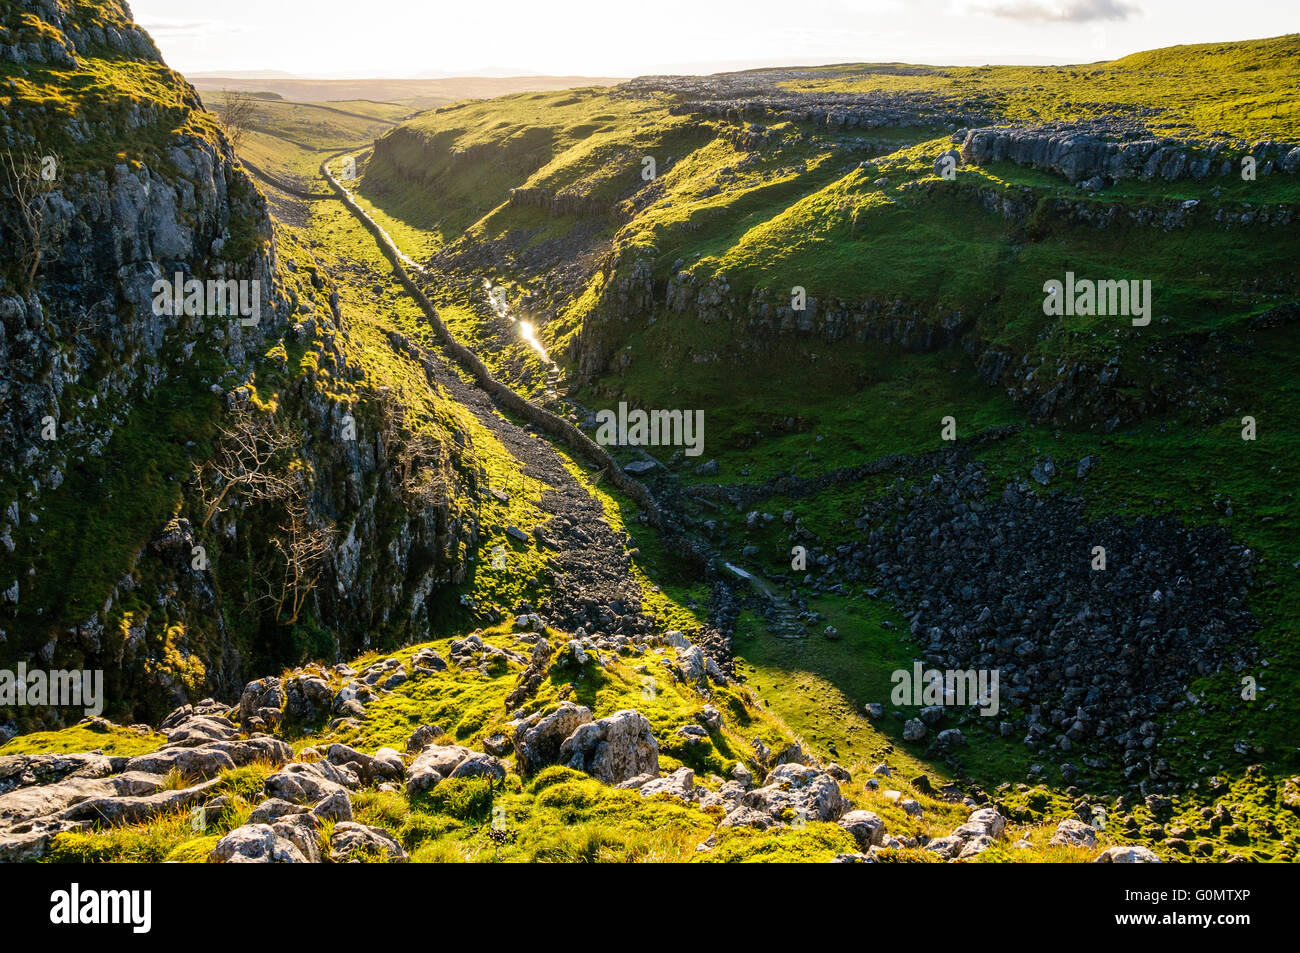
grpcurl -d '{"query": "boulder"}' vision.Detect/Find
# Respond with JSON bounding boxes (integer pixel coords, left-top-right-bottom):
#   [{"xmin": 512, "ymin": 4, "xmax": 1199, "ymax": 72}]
[
  {"xmin": 674, "ymin": 725, "xmax": 709, "ymax": 746},
  {"xmin": 698, "ymin": 779, "xmax": 748, "ymax": 810},
  {"xmin": 283, "ymin": 673, "xmax": 333, "ymax": 723},
  {"xmin": 247, "ymin": 798, "xmax": 307, "ymax": 825},
  {"xmin": 936, "ymin": 728, "xmax": 966, "ymax": 747},
  {"xmin": 919, "ymin": 706, "xmax": 945, "ymax": 726},
  {"xmin": 309, "ymin": 789, "xmax": 353, "ymax": 823},
  {"xmin": 371, "ymin": 748, "xmax": 405, "ymax": 781},
  {"xmin": 448, "ymin": 753, "xmax": 507, "ymax": 784},
  {"xmin": 664, "ymin": 630, "xmax": 691, "ymax": 649},
  {"xmin": 411, "ymin": 647, "xmax": 448, "ymax": 672},
  {"xmin": 269, "ymin": 813, "xmax": 322, "ymax": 863},
  {"xmin": 238, "ymin": 677, "xmax": 284, "ymax": 724},
  {"xmin": 638, "ymin": 767, "xmax": 696, "ymax": 802},
  {"xmin": 1050, "ymin": 817, "xmax": 1098, "ymax": 849},
  {"xmin": 405, "ymin": 745, "xmax": 471, "ymax": 797},
  {"xmin": 326, "ymin": 743, "xmax": 385, "ymax": 782},
  {"xmin": 1093, "ymin": 845, "xmax": 1162, "ymax": 863},
  {"xmin": 329, "ymin": 822, "xmax": 408, "ymax": 863},
  {"xmin": 559, "ymin": 710, "xmax": 659, "ymax": 784},
  {"xmin": 513, "ymin": 702, "xmax": 593, "ymax": 776},
  {"xmin": 934, "ymin": 148, "xmax": 961, "ymax": 177},
  {"xmin": 673, "ymin": 645, "xmax": 720, "ymax": 687},
  {"xmin": 0, "ymin": 752, "xmax": 115, "ymax": 794},
  {"xmin": 264, "ymin": 760, "xmax": 359, "ymax": 805},
  {"xmin": 699, "ymin": 706, "xmax": 723, "ymax": 733},
  {"xmin": 163, "ymin": 714, "xmax": 240, "ymax": 746},
  {"xmin": 405, "ymin": 724, "xmax": 445, "ymax": 753},
  {"xmin": 720, "ymin": 805, "xmax": 776, "ymax": 829},
  {"xmin": 838, "ymin": 809, "xmax": 886, "ymax": 849},
  {"xmin": 743, "ymin": 763, "xmax": 845, "ymax": 823},
  {"xmin": 924, "ymin": 807, "xmax": 1007, "ymax": 860},
  {"xmin": 209, "ymin": 824, "xmax": 307, "ymax": 863},
  {"xmin": 216, "ymin": 737, "xmax": 293, "ymax": 767},
  {"xmin": 159, "ymin": 701, "xmax": 229, "ymax": 731}
]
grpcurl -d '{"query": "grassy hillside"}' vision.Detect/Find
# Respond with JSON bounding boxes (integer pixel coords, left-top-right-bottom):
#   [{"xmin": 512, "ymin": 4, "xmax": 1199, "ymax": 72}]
[
  {"xmin": 778, "ymin": 35, "xmax": 1300, "ymax": 140},
  {"xmin": 338, "ymin": 32, "xmax": 1300, "ymax": 856},
  {"xmin": 4, "ymin": 7, "xmax": 1298, "ymax": 865}
]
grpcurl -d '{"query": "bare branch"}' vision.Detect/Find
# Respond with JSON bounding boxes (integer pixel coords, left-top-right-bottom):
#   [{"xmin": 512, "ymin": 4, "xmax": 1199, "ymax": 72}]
[
  {"xmin": 216, "ymin": 89, "xmax": 258, "ymax": 153},
  {"xmin": 202, "ymin": 399, "xmax": 333, "ymax": 626},
  {"xmin": 1, "ymin": 149, "xmax": 62, "ymax": 284},
  {"xmin": 200, "ymin": 400, "xmax": 300, "ymax": 526}
]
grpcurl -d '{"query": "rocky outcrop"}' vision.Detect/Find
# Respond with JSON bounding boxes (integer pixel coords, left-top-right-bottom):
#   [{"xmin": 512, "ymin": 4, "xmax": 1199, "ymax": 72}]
[
  {"xmin": 1094, "ymin": 844, "xmax": 1162, "ymax": 863},
  {"xmin": 118, "ymin": 725, "xmax": 288, "ymax": 774},
  {"xmin": 795, "ymin": 459, "xmax": 1259, "ymax": 789},
  {"xmin": 1050, "ymin": 818, "xmax": 1100, "ymax": 849},
  {"xmin": 640, "ymin": 77, "xmax": 991, "ymax": 131},
  {"xmin": 0, "ymin": 705, "xmax": 271, "ymax": 859},
  {"xmin": 329, "ymin": 821, "xmax": 408, "ymax": 862},
  {"xmin": 576, "ymin": 259, "xmax": 970, "ymax": 381},
  {"xmin": 0, "ymin": 752, "xmax": 115, "ymax": 794},
  {"xmin": 729, "ymin": 763, "xmax": 845, "ymax": 826},
  {"xmin": 558, "ymin": 709, "xmax": 659, "ymax": 784},
  {"xmin": 513, "ymin": 701, "xmax": 593, "ymax": 776},
  {"xmin": 0, "ymin": 0, "xmax": 480, "ymax": 724},
  {"xmin": 924, "ymin": 807, "xmax": 1007, "ymax": 860},
  {"xmin": 960, "ymin": 121, "xmax": 1300, "ymax": 185},
  {"xmin": 405, "ymin": 744, "xmax": 506, "ymax": 796},
  {"xmin": 508, "ymin": 186, "xmax": 621, "ymax": 222}
]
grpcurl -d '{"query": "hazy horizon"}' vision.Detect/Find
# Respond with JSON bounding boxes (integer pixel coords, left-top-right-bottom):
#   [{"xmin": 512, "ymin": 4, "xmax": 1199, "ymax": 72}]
[{"xmin": 138, "ymin": 0, "xmax": 1299, "ymax": 79}]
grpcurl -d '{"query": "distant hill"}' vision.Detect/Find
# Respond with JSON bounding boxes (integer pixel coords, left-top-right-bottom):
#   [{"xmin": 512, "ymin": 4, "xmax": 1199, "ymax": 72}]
[
  {"xmin": 187, "ymin": 69, "xmax": 298, "ymax": 79},
  {"xmin": 414, "ymin": 66, "xmax": 546, "ymax": 78},
  {"xmin": 186, "ymin": 75, "xmax": 626, "ymax": 109}
]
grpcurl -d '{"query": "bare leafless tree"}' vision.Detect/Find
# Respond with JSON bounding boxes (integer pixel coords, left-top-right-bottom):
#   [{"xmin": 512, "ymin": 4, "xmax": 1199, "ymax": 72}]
[
  {"xmin": 269, "ymin": 495, "xmax": 334, "ymax": 626},
  {"xmin": 216, "ymin": 89, "xmax": 258, "ymax": 152},
  {"xmin": 2, "ymin": 149, "xmax": 62, "ymax": 284},
  {"xmin": 200, "ymin": 400, "xmax": 334, "ymax": 625},
  {"xmin": 68, "ymin": 297, "xmax": 115, "ymax": 341},
  {"xmin": 199, "ymin": 400, "xmax": 300, "ymax": 526}
]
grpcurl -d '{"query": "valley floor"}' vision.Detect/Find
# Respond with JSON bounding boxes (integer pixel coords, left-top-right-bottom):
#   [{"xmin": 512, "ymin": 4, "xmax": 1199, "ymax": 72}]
[{"xmin": 5, "ymin": 85, "xmax": 1298, "ymax": 863}]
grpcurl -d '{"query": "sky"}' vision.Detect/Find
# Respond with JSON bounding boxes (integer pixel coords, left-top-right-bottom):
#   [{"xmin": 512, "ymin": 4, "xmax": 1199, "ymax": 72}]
[{"xmin": 133, "ymin": 0, "xmax": 1299, "ymax": 77}]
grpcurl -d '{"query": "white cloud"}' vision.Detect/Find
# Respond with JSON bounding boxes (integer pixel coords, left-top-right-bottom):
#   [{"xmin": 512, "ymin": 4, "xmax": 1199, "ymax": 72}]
[{"xmin": 958, "ymin": 0, "xmax": 1141, "ymax": 22}]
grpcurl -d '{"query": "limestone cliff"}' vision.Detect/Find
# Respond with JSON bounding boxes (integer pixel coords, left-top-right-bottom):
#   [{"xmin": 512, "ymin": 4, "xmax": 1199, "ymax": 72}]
[{"xmin": 0, "ymin": 0, "xmax": 478, "ymax": 724}]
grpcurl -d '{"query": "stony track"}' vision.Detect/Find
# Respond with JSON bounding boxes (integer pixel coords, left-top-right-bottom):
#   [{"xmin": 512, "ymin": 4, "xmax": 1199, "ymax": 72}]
[{"xmin": 311, "ymin": 162, "xmax": 741, "ymax": 661}]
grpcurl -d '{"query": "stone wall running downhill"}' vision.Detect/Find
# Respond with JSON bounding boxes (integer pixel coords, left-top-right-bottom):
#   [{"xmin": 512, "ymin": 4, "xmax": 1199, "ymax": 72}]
[{"xmin": 321, "ymin": 158, "xmax": 680, "ymax": 537}]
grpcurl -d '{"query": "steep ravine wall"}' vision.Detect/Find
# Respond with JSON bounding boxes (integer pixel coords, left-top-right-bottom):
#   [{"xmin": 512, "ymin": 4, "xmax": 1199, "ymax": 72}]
[{"xmin": 0, "ymin": 0, "xmax": 479, "ymax": 727}]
